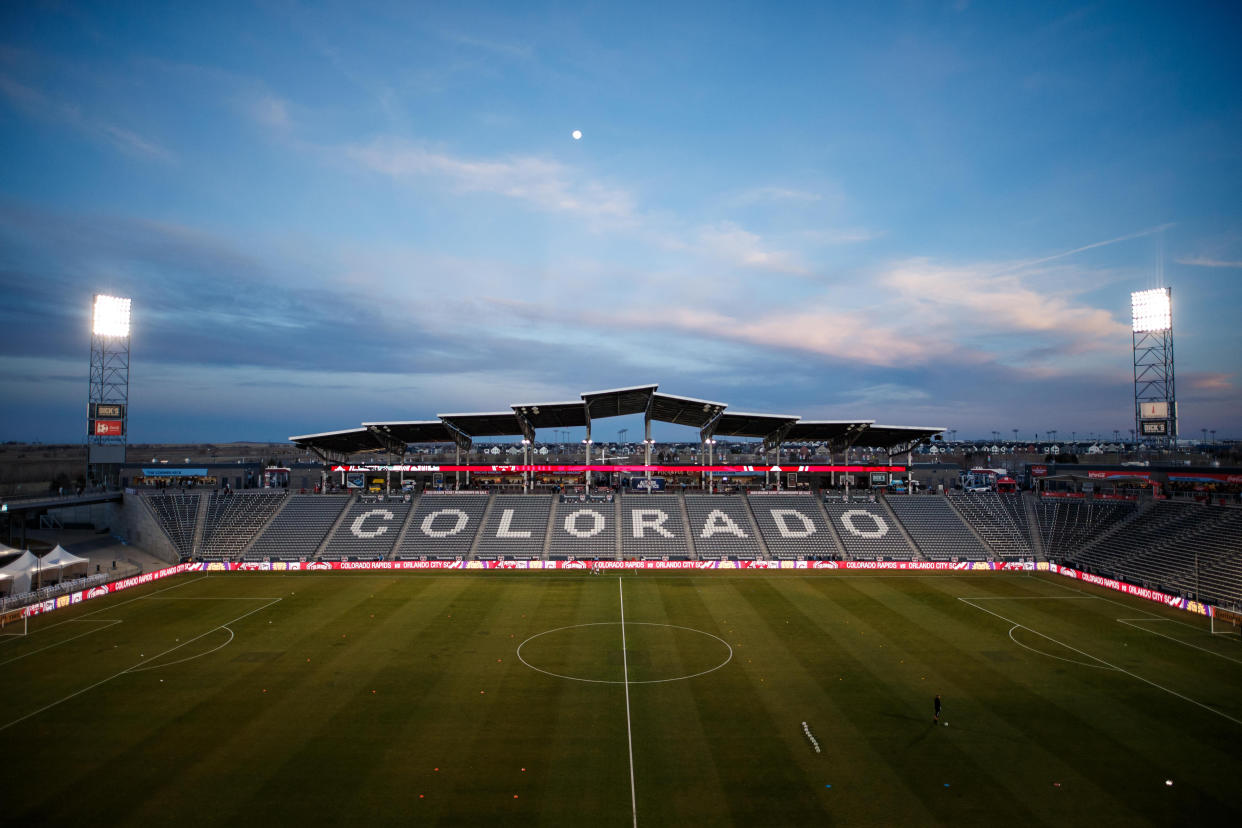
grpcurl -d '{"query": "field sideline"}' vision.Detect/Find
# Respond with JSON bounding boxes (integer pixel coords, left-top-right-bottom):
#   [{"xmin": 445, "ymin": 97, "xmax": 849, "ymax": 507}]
[{"xmin": 3, "ymin": 571, "xmax": 1240, "ymax": 826}]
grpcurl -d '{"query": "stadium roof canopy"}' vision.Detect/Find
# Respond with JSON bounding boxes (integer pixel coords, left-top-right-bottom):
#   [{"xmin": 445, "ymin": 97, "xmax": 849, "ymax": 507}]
[
  {"xmin": 288, "ymin": 381, "xmax": 944, "ymax": 460},
  {"xmin": 511, "ymin": 401, "xmax": 588, "ymax": 430},
  {"xmin": 705, "ymin": 411, "xmax": 800, "ymax": 440},
  {"xmin": 437, "ymin": 411, "xmax": 526, "ymax": 439},
  {"xmin": 649, "ymin": 392, "xmax": 728, "ymax": 428},
  {"xmin": 853, "ymin": 424, "xmax": 944, "ymax": 449},
  {"xmin": 785, "ymin": 420, "xmax": 873, "ymax": 444},
  {"xmin": 290, "ymin": 427, "xmax": 387, "ymax": 456},
  {"xmin": 361, "ymin": 420, "xmax": 458, "ymax": 445},
  {"xmin": 581, "ymin": 384, "xmax": 658, "ymax": 420}
]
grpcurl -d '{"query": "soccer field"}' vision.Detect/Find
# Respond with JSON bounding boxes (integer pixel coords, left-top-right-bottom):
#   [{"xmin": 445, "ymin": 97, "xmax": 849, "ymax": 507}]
[{"xmin": 3, "ymin": 571, "xmax": 1240, "ymax": 826}]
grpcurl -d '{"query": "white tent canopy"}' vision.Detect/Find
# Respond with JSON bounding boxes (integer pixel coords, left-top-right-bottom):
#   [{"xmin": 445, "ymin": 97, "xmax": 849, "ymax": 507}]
[
  {"xmin": 0, "ymin": 550, "xmax": 42, "ymax": 595},
  {"xmin": 41, "ymin": 545, "xmax": 90, "ymax": 572}
]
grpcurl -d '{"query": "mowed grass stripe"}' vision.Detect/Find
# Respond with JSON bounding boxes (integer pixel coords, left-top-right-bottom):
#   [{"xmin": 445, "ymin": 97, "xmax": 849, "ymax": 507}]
[
  {"xmin": 839, "ymin": 575, "xmax": 1235, "ymax": 823},
  {"xmin": 695, "ymin": 576, "xmax": 937, "ymax": 826},
  {"xmin": 531, "ymin": 576, "xmax": 639, "ymax": 824},
  {"xmin": 622, "ymin": 576, "xmax": 738, "ymax": 827}
]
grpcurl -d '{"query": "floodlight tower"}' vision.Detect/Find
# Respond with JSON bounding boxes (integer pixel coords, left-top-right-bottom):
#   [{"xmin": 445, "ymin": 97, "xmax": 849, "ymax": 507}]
[
  {"xmin": 1131, "ymin": 287, "xmax": 1176, "ymax": 448},
  {"xmin": 87, "ymin": 294, "xmax": 132, "ymax": 488}
]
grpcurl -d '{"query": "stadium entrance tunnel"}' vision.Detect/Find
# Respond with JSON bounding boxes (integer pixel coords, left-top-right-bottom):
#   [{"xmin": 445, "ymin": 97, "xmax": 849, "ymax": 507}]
[{"xmin": 517, "ymin": 622, "xmax": 732, "ymax": 684}]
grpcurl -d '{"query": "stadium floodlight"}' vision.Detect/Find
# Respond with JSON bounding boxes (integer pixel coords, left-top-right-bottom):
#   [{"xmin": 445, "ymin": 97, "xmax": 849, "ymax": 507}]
[
  {"xmin": 92, "ymin": 294, "xmax": 132, "ymax": 338},
  {"xmin": 1131, "ymin": 288, "xmax": 1171, "ymax": 333}
]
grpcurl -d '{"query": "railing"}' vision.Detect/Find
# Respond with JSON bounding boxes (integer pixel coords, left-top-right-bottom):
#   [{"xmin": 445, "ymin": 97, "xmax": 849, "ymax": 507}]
[{"xmin": 0, "ymin": 573, "xmax": 110, "ymax": 612}]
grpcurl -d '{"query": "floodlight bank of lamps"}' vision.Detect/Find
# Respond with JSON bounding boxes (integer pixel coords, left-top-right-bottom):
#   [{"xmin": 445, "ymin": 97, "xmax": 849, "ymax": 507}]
[
  {"xmin": 92, "ymin": 294, "xmax": 132, "ymax": 338},
  {"xmin": 1130, "ymin": 288, "xmax": 1171, "ymax": 333}
]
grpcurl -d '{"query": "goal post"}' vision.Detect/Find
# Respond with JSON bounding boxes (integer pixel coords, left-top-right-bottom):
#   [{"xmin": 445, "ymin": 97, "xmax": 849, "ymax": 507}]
[
  {"xmin": 0, "ymin": 607, "xmax": 27, "ymax": 637},
  {"xmin": 1210, "ymin": 607, "xmax": 1242, "ymax": 637}
]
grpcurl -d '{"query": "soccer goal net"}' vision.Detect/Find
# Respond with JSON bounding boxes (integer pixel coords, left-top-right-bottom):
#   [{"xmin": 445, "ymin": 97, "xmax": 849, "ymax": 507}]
[
  {"xmin": 1210, "ymin": 607, "xmax": 1242, "ymax": 637},
  {"xmin": 0, "ymin": 608, "xmax": 27, "ymax": 637}
]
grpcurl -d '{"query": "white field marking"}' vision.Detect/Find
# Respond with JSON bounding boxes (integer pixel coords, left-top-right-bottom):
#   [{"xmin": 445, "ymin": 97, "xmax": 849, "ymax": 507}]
[
  {"xmin": 1031, "ymin": 572, "xmax": 1228, "ymax": 638},
  {"xmin": 1116, "ymin": 618, "xmax": 1242, "ymax": 666},
  {"xmin": 1006, "ymin": 625, "xmax": 1113, "ymax": 670},
  {"xmin": 515, "ymin": 622, "xmax": 733, "ymax": 684},
  {"xmin": 966, "ymin": 596, "xmax": 1097, "ymax": 599},
  {"xmin": 960, "ymin": 597, "xmax": 1242, "ymax": 728},
  {"xmin": 130, "ymin": 626, "xmax": 236, "ymax": 673},
  {"xmin": 0, "ymin": 597, "xmax": 280, "ymax": 733},
  {"xmin": 0, "ymin": 620, "xmax": 122, "ymax": 667},
  {"xmin": 619, "ymin": 577, "xmax": 638, "ymax": 828},
  {"xmin": 0, "ymin": 573, "xmax": 210, "ymax": 646}
]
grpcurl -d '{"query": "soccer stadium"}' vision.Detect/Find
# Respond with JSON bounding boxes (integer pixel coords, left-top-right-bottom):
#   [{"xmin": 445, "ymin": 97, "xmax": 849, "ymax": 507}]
[
  {"xmin": 3, "ymin": 373, "xmax": 1242, "ymax": 825},
  {"xmin": 4, "ymin": 3, "xmax": 1242, "ymax": 826}
]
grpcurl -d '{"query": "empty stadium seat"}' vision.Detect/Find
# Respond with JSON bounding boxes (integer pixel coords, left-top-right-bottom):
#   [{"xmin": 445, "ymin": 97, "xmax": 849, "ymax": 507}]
[
  {"xmin": 886, "ymin": 495, "xmax": 988, "ymax": 560},
  {"xmin": 320, "ymin": 500, "xmax": 412, "ymax": 560},
  {"xmin": 748, "ymin": 492, "xmax": 841, "ymax": 559},
  {"xmin": 684, "ymin": 495, "xmax": 761, "ymax": 559},
  {"xmin": 823, "ymin": 502, "xmax": 917, "ymax": 560},
  {"xmin": 247, "ymin": 494, "xmax": 350, "ymax": 560},
  {"xmin": 395, "ymin": 493, "xmax": 489, "ymax": 560},
  {"xmin": 620, "ymin": 494, "xmax": 691, "ymax": 559},
  {"xmin": 475, "ymin": 495, "xmax": 552, "ymax": 558}
]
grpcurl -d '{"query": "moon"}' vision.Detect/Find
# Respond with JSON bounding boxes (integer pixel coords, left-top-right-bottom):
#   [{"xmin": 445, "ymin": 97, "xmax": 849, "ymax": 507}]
[{"xmin": 571, "ymin": 130, "xmax": 582, "ymax": 140}]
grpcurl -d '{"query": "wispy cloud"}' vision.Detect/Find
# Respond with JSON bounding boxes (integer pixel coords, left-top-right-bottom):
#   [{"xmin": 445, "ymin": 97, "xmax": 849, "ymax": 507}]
[
  {"xmin": 346, "ymin": 137, "xmax": 635, "ymax": 220},
  {"xmin": 0, "ymin": 74, "xmax": 175, "ymax": 162},
  {"xmin": 730, "ymin": 186, "xmax": 824, "ymax": 205},
  {"xmin": 696, "ymin": 221, "xmax": 810, "ymax": 274},
  {"xmin": 439, "ymin": 31, "xmax": 534, "ymax": 61},
  {"xmin": 1176, "ymin": 256, "xmax": 1242, "ymax": 269},
  {"xmin": 992, "ymin": 223, "xmax": 1175, "ymax": 276},
  {"xmin": 248, "ymin": 94, "xmax": 291, "ymax": 129}
]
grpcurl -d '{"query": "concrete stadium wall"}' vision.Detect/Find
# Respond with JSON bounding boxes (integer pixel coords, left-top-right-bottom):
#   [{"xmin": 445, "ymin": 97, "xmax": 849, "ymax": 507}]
[{"xmin": 115, "ymin": 495, "xmax": 181, "ymax": 565}]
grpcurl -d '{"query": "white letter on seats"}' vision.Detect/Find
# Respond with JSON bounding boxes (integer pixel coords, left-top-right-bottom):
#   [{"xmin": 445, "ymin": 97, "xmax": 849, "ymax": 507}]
[
  {"xmin": 772, "ymin": 509, "xmax": 814, "ymax": 538},
  {"xmin": 632, "ymin": 509, "xmax": 673, "ymax": 538},
  {"xmin": 351, "ymin": 509, "xmax": 394, "ymax": 539},
  {"xmin": 701, "ymin": 509, "xmax": 747, "ymax": 538},
  {"xmin": 421, "ymin": 508, "xmax": 468, "ymax": 538},
  {"xmin": 840, "ymin": 509, "xmax": 888, "ymax": 539},
  {"xmin": 496, "ymin": 508, "xmax": 531, "ymax": 538},
  {"xmin": 564, "ymin": 509, "xmax": 604, "ymax": 538}
]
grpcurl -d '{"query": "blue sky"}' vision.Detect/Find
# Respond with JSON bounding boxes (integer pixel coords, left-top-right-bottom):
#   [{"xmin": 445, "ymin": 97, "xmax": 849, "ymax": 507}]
[{"xmin": 1, "ymin": 0, "xmax": 1240, "ymax": 443}]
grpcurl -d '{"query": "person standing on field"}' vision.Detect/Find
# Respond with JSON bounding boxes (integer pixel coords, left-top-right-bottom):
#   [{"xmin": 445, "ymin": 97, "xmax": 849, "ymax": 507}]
[{"xmin": 933, "ymin": 694, "xmax": 942, "ymax": 724}]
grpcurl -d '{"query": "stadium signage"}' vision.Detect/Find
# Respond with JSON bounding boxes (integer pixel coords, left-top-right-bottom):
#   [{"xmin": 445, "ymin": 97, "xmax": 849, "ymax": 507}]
[
  {"xmin": 141, "ymin": 468, "xmax": 209, "ymax": 477},
  {"xmin": 329, "ymin": 464, "xmax": 907, "ymax": 474},
  {"xmin": 90, "ymin": 403, "xmax": 125, "ymax": 419},
  {"xmin": 23, "ymin": 561, "xmax": 1212, "ymax": 625},
  {"xmin": 1167, "ymin": 473, "xmax": 1242, "ymax": 483},
  {"xmin": 91, "ymin": 419, "xmax": 125, "ymax": 436},
  {"xmin": 1087, "ymin": 470, "xmax": 1151, "ymax": 480}
]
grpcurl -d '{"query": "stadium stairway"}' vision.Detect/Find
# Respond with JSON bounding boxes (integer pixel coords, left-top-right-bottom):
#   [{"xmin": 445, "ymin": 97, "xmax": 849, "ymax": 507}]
[
  {"xmin": 468, "ymin": 492, "xmax": 497, "ymax": 560},
  {"xmin": 387, "ymin": 496, "xmax": 421, "ymax": 560},
  {"xmin": 678, "ymin": 490, "xmax": 697, "ymax": 559},
  {"xmin": 315, "ymin": 493, "xmax": 357, "ymax": 559},
  {"xmin": 615, "ymin": 496, "xmax": 623, "ymax": 559},
  {"xmin": 542, "ymin": 498, "xmax": 556, "ymax": 558},
  {"xmin": 878, "ymin": 495, "xmax": 926, "ymax": 561},
  {"xmin": 239, "ymin": 494, "xmax": 291, "ymax": 559},
  {"xmin": 938, "ymin": 495, "xmax": 997, "ymax": 557},
  {"xmin": 189, "ymin": 494, "xmax": 210, "ymax": 559},
  {"xmin": 740, "ymin": 495, "xmax": 772, "ymax": 559},
  {"xmin": 1022, "ymin": 493, "xmax": 1047, "ymax": 562},
  {"xmin": 814, "ymin": 494, "xmax": 847, "ymax": 553}
]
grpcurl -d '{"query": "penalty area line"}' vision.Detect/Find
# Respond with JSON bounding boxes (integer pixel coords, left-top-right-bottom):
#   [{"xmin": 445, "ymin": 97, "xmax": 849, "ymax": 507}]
[
  {"xmin": 960, "ymin": 597, "xmax": 1242, "ymax": 728},
  {"xmin": 0, "ymin": 597, "xmax": 280, "ymax": 734},
  {"xmin": 1116, "ymin": 618, "xmax": 1242, "ymax": 666}
]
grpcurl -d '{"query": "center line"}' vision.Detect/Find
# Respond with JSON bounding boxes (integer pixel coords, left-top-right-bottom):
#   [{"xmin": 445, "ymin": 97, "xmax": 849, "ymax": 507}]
[{"xmin": 619, "ymin": 577, "xmax": 637, "ymax": 827}]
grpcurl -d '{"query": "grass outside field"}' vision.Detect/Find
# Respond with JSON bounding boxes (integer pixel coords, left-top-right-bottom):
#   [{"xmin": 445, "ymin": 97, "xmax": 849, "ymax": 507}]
[{"xmin": 2, "ymin": 570, "xmax": 1240, "ymax": 826}]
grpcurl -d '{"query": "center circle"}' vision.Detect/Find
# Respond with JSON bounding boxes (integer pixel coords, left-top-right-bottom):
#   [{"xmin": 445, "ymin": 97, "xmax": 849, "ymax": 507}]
[{"xmin": 516, "ymin": 622, "xmax": 733, "ymax": 684}]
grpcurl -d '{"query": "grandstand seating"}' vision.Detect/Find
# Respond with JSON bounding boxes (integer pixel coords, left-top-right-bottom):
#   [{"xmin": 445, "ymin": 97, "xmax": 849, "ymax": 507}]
[
  {"xmin": 475, "ymin": 495, "xmax": 552, "ymax": 558},
  {"xmin": 549, "ymin": 500, "xmax": 617, "ymax": 559},
  {"xmin": 199, "ymin": 492, "xmax": 287, "ymax": 560},
  {"xmin": 748, "ymin": 493, "xmax": 840, "ymax": 558},
  {"xmin": 395, "ymin": 493, "xmax": 489, "ymax": 560},
  {"xmin": 246, "ymin": 494, "xmax": 350, "ymax": 560},
  {"xmin": 1063, "ymin": 502, "xmax": 1242, "ymax": 607},
  {"xmin": 945, "ymin": 492, "xmax": 1032, "ymax": 559},
  {"xmin": 620, "ymin": 494, "xmax": 691, "ymax": 559},
  {"xmin": 823, "ymin": 502, "xmax": 918, "ymax": 560},
  {"xmin": 320, "ymin": 500, "xmax": 412, "ymax": 560},
  {"xmin": 683, "ymin": 495, "xmax": 761, "ymax": 558},
  {"xmin": 145, "ymin": 493, "xmax": 200, "ymax": 559},
  {"xmin": 1037, "ymin": 500, "xmax": 1136, "ymax": 561},
  {"xmin": 886, "ymin": 496, "xmax": 988, "ymax": 560}
]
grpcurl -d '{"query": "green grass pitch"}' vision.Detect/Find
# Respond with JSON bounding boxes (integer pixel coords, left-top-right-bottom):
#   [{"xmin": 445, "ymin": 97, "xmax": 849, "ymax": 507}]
[{"xmin": 3, "ymin": 571, "xmax": 1240, "ymax": 826}]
